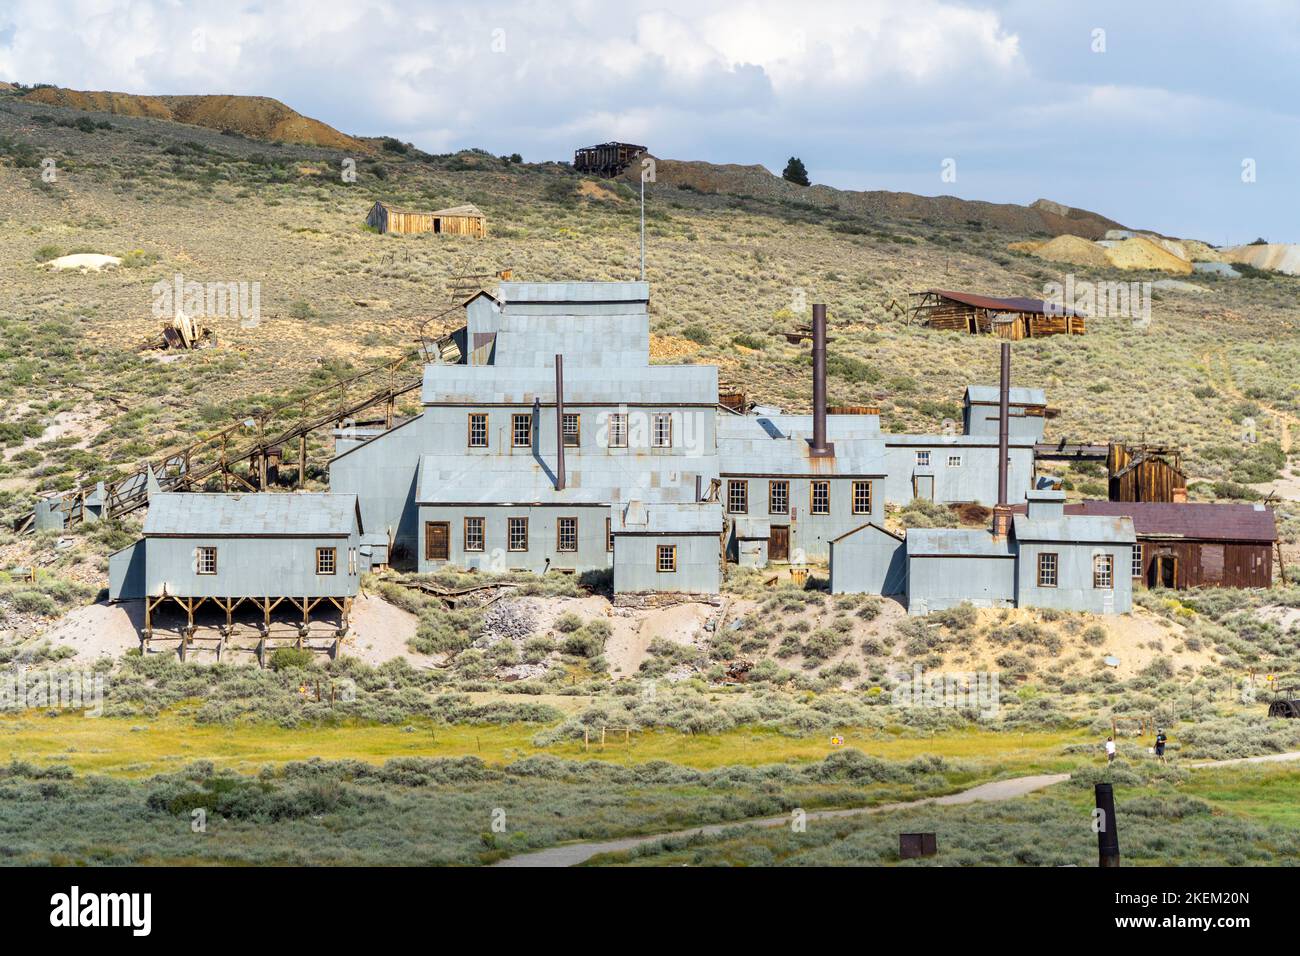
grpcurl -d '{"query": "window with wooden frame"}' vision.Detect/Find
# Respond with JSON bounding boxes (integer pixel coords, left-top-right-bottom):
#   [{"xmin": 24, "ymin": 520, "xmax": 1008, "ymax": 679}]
[
  {"xmin": 1094, "ymin": 554, "xmax": 1114, "ymax": 589},
  {"xmin": 727, "ymin": 479, "xmax": 748, "ymax": 514},
  {"xmin": 507, "ymin": 517, "xmax": 528, "ymax": 552},
  {"xmin": 557, "ymin": 516, "xmax": 578, "ymax": 552},
  {"xmin": 1037, "ymin": 552, "xmax": 1058, "ymax": 587},
  {"xmin": 851, "ymin": 480, "xmax": 872, "ymax": 515},
  {"xmin": 1131, "ymin": 543, "xmax": 1144, "ymax": 579},
  {"xmin": 947, "ymin": 455, "xmax": 962, "ymax": 467},
  {"xmin": 652, "ymin": 413, "xmax": 672, "ymax": 448},
  {"xmin": 656, "ymin": 544, "xmax": 677, "ymax": 573},
  {"xmin": 468, "ymin": 413, "xmax": 488, "ymax": 448},
  {"xmin": 196, "ymin": 546, "xmax": 217, "ymax": 575},
  {"xmin": 316, "ymin": 547, "xmax": 337, "ymax": 575},
  {"xmin": 562, "ymin": 413, "xmax": 580, "ymax": 448},
  {"xmin": 810, "ymin": 480, "xmax": 830, "ymax": 515},
  {"xmin": 605, "ymin": 517, "xmax": 614, "ymax": 552},
  {"xmin": 511, "ymin": 414, "xmax": 532, "ymax": 448},
  {"xmin": 915, "ymin": 450, "xmax": 931, "ymax": 468},
  {"xmin": 607, "ymin": 412, "xmax": 628, "ymax": 448},
  {"xmin": 768, "ymin": 480, "xmax": 789, "ymax": 515},
  {"xmin": 464, "ymin": 516, "xmax": 485, "ymax": 552}
]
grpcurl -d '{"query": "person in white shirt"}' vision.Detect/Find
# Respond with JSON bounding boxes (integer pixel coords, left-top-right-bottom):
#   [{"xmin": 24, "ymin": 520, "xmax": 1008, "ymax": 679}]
[{"xmin": 1105, "ymin": 737, "xmax": 1116, "ymax": 764}]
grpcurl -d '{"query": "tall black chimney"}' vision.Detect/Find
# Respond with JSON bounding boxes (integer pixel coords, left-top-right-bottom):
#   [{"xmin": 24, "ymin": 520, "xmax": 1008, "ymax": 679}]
[
  {"xmin": 992, "ymin": 342, "xmax": 1012, "ymax": 537},
  {"xmin": 555, "ymin": 354, "xmax": 566, "ymax": 492},
  {"xmin": 809, "ymin": 304, "xmax": 833, "ymax": 458},
  {"xmin": 1095, "ymin": 783, "xmax": 1121, "ymax": 867}
]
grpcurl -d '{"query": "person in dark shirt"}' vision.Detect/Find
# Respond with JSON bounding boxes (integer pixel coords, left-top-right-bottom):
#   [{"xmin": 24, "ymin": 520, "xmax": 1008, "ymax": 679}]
[{"xmin": 1154, "ymin": 729, "xmax": 1167, "ymax": 764}]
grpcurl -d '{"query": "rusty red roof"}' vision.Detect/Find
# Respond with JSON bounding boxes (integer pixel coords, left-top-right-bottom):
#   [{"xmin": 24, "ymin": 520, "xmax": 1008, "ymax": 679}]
[
  {"xmin": 926, "ymin": 289, "xmax": 1085, "ymax": 318},
  {"xmin": 1011, "ymin": 500, "xmax": 1276, "ymax": 542}
]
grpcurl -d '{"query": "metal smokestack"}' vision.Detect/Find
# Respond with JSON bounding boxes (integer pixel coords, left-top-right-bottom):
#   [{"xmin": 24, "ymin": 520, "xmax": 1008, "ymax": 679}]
[
  {"xmin": 810, "ymin": 304, "xmax": 833, "ymax": 458},
  {"xmin": 555, "ymin": 354, "xmax": 566, "ymax": 491},
  {"xmin": 992, "ymin": 342, "xmax": 1012, "ymax": 537},
  {"xmin": 998, "ymin": 342, "xmax": 1010, "ymax": 505}
]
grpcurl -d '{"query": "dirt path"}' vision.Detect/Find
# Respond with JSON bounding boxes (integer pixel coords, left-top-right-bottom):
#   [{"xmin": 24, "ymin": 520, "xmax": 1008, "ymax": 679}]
[
  {"xmin": 495, "ymin": 749, "xmax": 1300, "ymax": 867},
  {"xmin": 492, "ymin": 772, "xmax": 1071, "ymax": 868}
]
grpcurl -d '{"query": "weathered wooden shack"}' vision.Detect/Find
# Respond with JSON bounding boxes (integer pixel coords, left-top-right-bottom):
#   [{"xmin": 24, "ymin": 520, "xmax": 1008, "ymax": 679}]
[
  {"xmin": 366, "ymin": 201, "xmax": 486, "ymax": 237},
  {"xmin": 1107, "ymin": 443, "xmax": 1186, "ymax": 503},
  {"xmin": 910, "ymin": 289, "xmax": 1086, "ymax": 338},
  {"xmin": 573, "ymin": 142, "xmax": 647, "ymax": 177}
]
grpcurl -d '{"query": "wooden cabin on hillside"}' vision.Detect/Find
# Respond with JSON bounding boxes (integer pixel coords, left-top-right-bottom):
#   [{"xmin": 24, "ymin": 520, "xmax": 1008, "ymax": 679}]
[
  {"xmin": 366, "ymin": 201, "xmax": 487, "ymax": 237},
  {"xmin": 910, "ymin": 289, "xmax": 1086, "ymax": 338},
  {"xmin": 1107, "ymin": 443, "xmax": 1187, "ymax": 503}
]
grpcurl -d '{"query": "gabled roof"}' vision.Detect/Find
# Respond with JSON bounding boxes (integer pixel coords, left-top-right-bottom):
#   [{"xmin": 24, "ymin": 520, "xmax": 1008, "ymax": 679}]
[
  {"xmin": 1011, "ymin": 500, "xmax": 1276, "ymax": 542},
  {"xmin": 907, "ymin": 528, "xmax": 1014, "ymax": 557},
  {"xmin": 926, "ymin": 289, "xmax": 1085, "ymax": 318},
  {"xmin": 611, "ymin": 499, "xmax": 723, "ymax": 535},
  {"xmin": 498, "ymin": 281, "xmax": 649, "ymax": 304},
  {"xmin": 964, "ymin": 385, "xmax": 1048, "ymax": 406},
  {"xmin": 144, "ymin": 493, "xmax": 361, "ymax": 537},
  {"xmin": 831, "ymin": 521, "xmax": 905, "ymax": 545},
  {"xmin": 430, "ymin": 203, "xmax": 485, "ymax": 219}
]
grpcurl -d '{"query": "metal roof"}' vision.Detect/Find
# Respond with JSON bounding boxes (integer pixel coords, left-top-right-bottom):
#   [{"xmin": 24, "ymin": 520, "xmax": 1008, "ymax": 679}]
[
  {"xmin": 831, "ymin": 521, "xmax": 905, "ymax": 544},
  {"xmin": 926, "ymin": 289, "xmax": 1085, "ymax": 318},
  {"xmin": 907, "ymin": 528, "xmax": 1014, "ymax": 557},
  {"xmin": 1011, "ymin": 500, "xmax": 1277, "ymax": 542},
  {"xmin": 964, "ymin": 385, "xmax": 1048, "ymax": 406},
  {"xmin": 1013, "ymin": 513, "xmax": 1135, "ymax": 545},
  {"xmin": 717, "ymin": 416, "xmax": 886, "ymax": 475},
  {"xmin": 611, "ymin": 499, "xmax": 723, "ymax": 534},
  {"xmin": 498, "ymin": 282, "xmax": 649, "ymax": 304},
  {"xmin": 422, "ymin": 363, "xmax": 717, "ymax": 405},
  {"xmin": 144, "ymin": 493, "xmax": 360, "ymax": 537},
  {"xmin": 416, "ymin": 453, "xmax": 716, "ymax": 506}
]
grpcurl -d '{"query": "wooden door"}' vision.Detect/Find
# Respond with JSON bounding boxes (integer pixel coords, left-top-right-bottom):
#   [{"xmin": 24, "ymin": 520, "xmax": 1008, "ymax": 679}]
[
  {"xmin": 1152, "ymin": 554, "xmax": 1177, "ymax": 589},
  {"xmin": 769, "ymin": 526, "xmax": 789, "ymax": 562},
  {"xmin": 424, "ymin": 521, "xmax": 450, "ymax": 561},
  {"xmin": 914, "ymin": 475, "xmax": 934, "ymax": 501}
]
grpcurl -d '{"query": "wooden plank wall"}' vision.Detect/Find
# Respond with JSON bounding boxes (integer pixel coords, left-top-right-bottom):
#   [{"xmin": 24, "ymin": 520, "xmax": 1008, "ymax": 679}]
[{"xmin": 1137, "ymin": 539, "xmax": 1273, "ymax": 589}]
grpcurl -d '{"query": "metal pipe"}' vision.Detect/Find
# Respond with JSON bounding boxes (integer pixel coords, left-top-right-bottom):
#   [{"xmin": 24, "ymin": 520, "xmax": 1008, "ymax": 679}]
[
  {"xmin": 1095, "ymin": 782, "xmax": 1121, "ymax": 867},
  {"xmin": 997, "ymin": 342, "xmax": 1011, "ymax": 505},
  {"xmin": 555, "ymin": 354, "xmax": 566, "ymax": 491},
  {"xmin": 810, "ymin": 304, "xmax": 833, "ymax": 457}
]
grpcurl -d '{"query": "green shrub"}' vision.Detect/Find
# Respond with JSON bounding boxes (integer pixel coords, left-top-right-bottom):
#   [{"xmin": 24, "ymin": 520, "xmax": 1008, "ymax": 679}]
[{"xmin": 269, "ymin": 647, "xmax": 316, "ymax": 671}]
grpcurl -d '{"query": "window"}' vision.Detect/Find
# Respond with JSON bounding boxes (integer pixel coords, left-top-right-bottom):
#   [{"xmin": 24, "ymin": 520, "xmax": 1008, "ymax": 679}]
[
  {"xmin": 811, "ymin": 480, "xmax": 830, "ymax": 515},
  {"xmin": 557, "ymin": 516, "xmax": 577, "ymax": 552},
  {"xmin": 1037, "ymin": 553, "xmax": 1057, "ymax": 587},
  {"xmin": 769, "ymin": 480, "xmax": 789, "ymax": 515},
  {"xmin": 607, "ymin": 412, "xmax": 628, "ymax": 448},
  {"xmin": 562, "ymin": 413, "xmax": 580, "ymax": 448},
  {"xmin": 197, "ymin": 546, "xmax": 217, "ymax": 575},
  {"xmin": 915, "ymin": 450, "xmax": 931, "ymax": 468},
  {"xmin": 508, "ymin": 517, "xmax": 528, "ymax": 552},
  {"xmin": 511, "ymin": 414, "xmax": 532, "ymax": 448},
  {"xmin": 652, "ymin": 413, "xmax": 672, "ymax": 448},
  {"xmin": 606, "ymin": 517, "xmax": 614, "ymax": 552},
  {"xmin": 464, "ymin": 516, "xmax": 485, "ymax": 552},
  {"xmin": 727, "ymin": 479, "xmax": 748, "ymax": 514},
  {"xmin": 1131, "ymin": 543, "xmax": 1144, "ymax": 579},
  {"xmin": 947, "ymin": 455, "xmax": 962, "ymax": 467},
  {"xmin": 316, "ymin": 547, "xmax": 337, "ymax": 575},
  {"xmin": 852, "ymin": 480, "xmax": 872, "ymax": 515},
  {"xmin": 1094, "ymin": 554, "xmax": 1114, "ymax": 589},
  {"xmin": 656, "ymin": 544, "xmax": 677, "ymax": 573},
  {"xmin": 348, "ymin": 548, "xmax": 357, "ymax": 574},
  {"xmin": 468, "ymin": 413, "xmax": 488, "ymax": 448}
]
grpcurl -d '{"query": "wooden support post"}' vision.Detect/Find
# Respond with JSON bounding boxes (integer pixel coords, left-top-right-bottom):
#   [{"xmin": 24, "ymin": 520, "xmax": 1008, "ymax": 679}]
[{"xmin": 298, "ymin": 433, "xmax": 307, "ymax": 490}]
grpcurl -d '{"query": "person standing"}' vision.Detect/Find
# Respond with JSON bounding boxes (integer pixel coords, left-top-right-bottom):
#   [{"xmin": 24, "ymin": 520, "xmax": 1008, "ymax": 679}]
[
  {"xmin": 1155, "ymin": 729, "xmax": 1167, "ymax": 765},
  {"xmin": 1105, "ymin": 736, "xmax": 1116, "ymax": 764}
]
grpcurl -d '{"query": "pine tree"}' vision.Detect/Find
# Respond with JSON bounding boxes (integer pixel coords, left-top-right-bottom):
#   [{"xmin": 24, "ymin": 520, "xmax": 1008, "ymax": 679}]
[{"xmin": 782, "ymin": 156, "xmax": 810, "ymax": 186}]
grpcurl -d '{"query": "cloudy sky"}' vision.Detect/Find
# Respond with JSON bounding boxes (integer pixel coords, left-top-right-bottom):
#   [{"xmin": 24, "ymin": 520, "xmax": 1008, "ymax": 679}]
[{"xmin": 2, "ymin": 0, "xmax": 1297, "ymax": 242}]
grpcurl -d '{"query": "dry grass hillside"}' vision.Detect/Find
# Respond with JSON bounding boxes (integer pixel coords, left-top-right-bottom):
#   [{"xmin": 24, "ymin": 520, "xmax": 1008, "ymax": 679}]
[{"xmin": 22, "ymin": 86, "xmax": 368, "ymax": 152}]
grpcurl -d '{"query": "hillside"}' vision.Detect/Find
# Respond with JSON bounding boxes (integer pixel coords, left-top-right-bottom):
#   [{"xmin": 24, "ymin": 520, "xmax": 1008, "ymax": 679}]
[
  {"xmin": 21, "ymin": 86, "xmax": 367, "ymax": 152},
  {"xmin": 627, "ymin": 159, "xmax": 1125, "ymax": 238}
]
